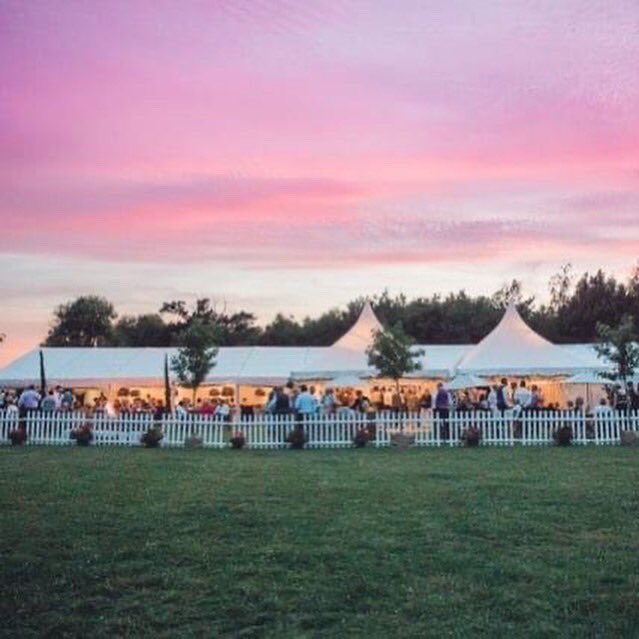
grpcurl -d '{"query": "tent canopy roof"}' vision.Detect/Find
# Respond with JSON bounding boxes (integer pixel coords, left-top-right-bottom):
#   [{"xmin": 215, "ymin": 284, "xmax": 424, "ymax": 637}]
[
  {"xmin": 332, "ymin": 301, "xmax": 383, "ymax": 351},
  {"xmin": 455, "ymin": 304, "xmax": 596, "ymax": 376},
  {"xmin": 0, "ymin": 346, "xmax": 320, "ymax": 387},
  {"xmin": 0, "ymin": 304, "xmax": 611, "ymax": 386}
]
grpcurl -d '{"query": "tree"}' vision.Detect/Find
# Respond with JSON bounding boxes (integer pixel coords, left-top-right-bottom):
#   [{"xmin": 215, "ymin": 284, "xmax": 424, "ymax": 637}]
[
  {"xmin": 113, "ymin": 314, "xmax": 172, "ymax": 346},
  {"xmin": 491, "ymin": 279, "xmax": 535, "ymax": 312},
  {"xmin": 45, "ymin": 296, "xmax": 116, "ymax": 346},
  {"xmin": 556, "ymin": 271, "xmax": 629, "ymax": 342},
  {"xmin": 260, "ymin": 313, "xmax": 307, "ymax": 346},
  {"xmin": 170, "ymin": 320, "xmax": 219, "ymax": 403},
  {"xmin": 160, "ymin": 298, "xmax": 260, "ymax": 346},
  {"xmin": 549, "ymin": 263, "xmax": 573, "ymax": 311},
  {"xmin": 366, "ymin": 322, "xmax": 424, "ymax": 398},
  {"xmin": 595, "ymin": 314, "xmax": 639, "ymax": 392}
]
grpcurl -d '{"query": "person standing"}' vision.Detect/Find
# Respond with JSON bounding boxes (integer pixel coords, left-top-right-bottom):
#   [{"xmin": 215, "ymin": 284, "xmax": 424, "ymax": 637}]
[
  {"xmin": 496, "ymin": 378, "xmax": 510, "ymax": 413},
  {"xmin": 434, "ymin": 382, "xmax": 450, "ymax": 440},
  {"xmin": 18, "ymin": 385, "xmax": 41, "ymax": 417},
  {"xmin": 627, "ymin": 381, "xmax": 639, "ymax": 411},
  {"xmin": 514, "ymin": 380, "xmax": 532, "ymax": 410},
  {"xmin": 294, "ymin": 385, "xmax": 317, "ymax": 420},
  {"xmin": 321, "ymin": 388, "xmax": 337, "ymax": 415},
  {"xmin": 40, "ymin": 390, "xmax": 57, "ymax": 412}
]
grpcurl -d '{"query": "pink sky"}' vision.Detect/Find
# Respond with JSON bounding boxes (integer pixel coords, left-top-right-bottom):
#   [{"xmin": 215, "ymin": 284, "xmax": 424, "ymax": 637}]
[{"xmin": 1, "ymin": 0, "xmax": 638, "ymax": 364}]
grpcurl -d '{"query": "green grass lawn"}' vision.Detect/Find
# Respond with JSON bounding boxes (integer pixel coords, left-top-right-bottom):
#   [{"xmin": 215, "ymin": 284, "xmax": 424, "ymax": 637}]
[{"xmin": 1, "ymin": 447, "xmax": 638, "ymax": 638}]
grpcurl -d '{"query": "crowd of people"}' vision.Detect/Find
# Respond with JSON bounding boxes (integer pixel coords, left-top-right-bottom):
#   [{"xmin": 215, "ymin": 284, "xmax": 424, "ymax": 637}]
[{"xmin": 1, "ymin": 377, "xmax": 638, "ymax": 423}]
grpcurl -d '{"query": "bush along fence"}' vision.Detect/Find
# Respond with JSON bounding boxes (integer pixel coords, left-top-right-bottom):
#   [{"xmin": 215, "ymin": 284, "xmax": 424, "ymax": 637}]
[{"xmin": 1, "ymin": 409, "xmax": 639, "ymax": 449}]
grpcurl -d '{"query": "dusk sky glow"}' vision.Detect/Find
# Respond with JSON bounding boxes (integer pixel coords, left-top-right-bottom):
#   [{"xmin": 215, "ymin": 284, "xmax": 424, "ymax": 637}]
[{"xmin": 1, "ymin": 1, "xmax": 638, "ymax": 364}]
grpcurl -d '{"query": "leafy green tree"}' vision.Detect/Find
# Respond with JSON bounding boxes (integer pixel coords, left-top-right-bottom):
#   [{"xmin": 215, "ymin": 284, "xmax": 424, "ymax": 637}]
[
  {"xmin": 112, "ymin": 314, "xmax": 172, "ymax": 347},
  {"xmin": 160, "ymin": 298, "xmax": 260, "ymax": 346},
  {"xmin": 549, "ymin": 263, "xmax": 574, "ymax": 311},
  {"xmin": 170, "ymin": 320, "xmax": 219, "ymax": 403},
  {"xmin": 556, "ymin": 271, "xmax": 629, "ymax": 342},
  {"xmin": 366, "ymin": 322, "xmax": 424, "ymax": 398},
  {"xmin": 491, "ymin": 279, "xmax": 535, "ymax": 312},
  {"xmin": 595, "ymin": 314, "xmax": 639, "ymax": 392},
  {"xmin": 44, "ymin": 296, "xmax": 117, "ymax": 346},
  {"xmin": 260, "ymin": 313, "xmax": 307, "ymax": 346}
]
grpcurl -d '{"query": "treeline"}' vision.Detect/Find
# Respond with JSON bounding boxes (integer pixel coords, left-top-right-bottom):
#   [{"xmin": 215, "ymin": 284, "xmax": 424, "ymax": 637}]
[{"xmin": 42, "ymin": 265, "xmax": 639, "ymax": 348}]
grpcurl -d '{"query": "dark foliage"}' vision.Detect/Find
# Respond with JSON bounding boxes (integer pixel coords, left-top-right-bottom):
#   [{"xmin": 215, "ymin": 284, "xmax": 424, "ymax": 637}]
[
  {"xmin": 44, "ymin": 296, "xmax": 116, "ymax": 347},
  {"xmin": 8, "ymin": 426, "xmax": 27, "ymax": 446},
  {"xmin": 141, "ymin": 427, "xmax": 163, "ymax": 448},
  {"xmin": 353, "ymin": 428, "xmax": 370, "ymax": 448},
  {"xmin": 553, "ymin": 426, "xmax": 573, "ymax": 447},
  {"xmin": 230, "ymin": 433, "xmax": 246, "ymax": 449},
  {"xmin": 70, "ymin": 424, "xmax": 93, "ymax": 446},
  {"xmin": 286, "ymin": 425, "xmax": 307, "ymax": 449},
  {"xmin": 461, "ymin": 426, "xmax": 481, "ymax": 447},
  {"xmin": 41, "ymin": 265, "xmax": 639, "ymax": 348}
]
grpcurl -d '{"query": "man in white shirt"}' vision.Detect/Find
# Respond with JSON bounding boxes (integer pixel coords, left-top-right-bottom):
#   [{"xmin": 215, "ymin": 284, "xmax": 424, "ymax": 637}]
[
  {"xmin": 514, "ymin": 380, "xmax": 532, "ymax": 409},
  {"xmin": 215, "ymin": 401, "xmax": 231, "ymax": 421},
  {"xmin": 294, "ymin": 385, "xmax": 317, "ymax": 417},
  {"xmin": 18, "ymin": 386, "xmax": 41, "ymax": 412},
  {"xmin": 175, "ymin": 400, "xmax": 189, "ymax": 419}
]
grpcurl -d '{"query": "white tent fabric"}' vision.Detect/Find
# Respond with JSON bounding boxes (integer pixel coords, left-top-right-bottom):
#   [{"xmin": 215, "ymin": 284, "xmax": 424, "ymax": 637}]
[
  {"xmin": 564, "ymin": 372, "xmax": 608, "ymax": 384},
  {"xmin": 328, "ymin": 374, "xmax": 368, "ymax": 388},
  {"xmin": 446, "ymin": 374, "xmax": 490, "ymax": 390},
  {"xmin": 565, "ymin": 372, "xmax": 638, "ymax": 385},
  {"xmin": 455, "ymin": 304, "xmax": 593, "ymax": 376},
  {"xmin": 0, "ymin": 346, "xmax": 320, "ymax": 387},
  {"xmin": 0, "ymin": 303, "xmax": 614, "ymax": 387},
  {"xmin": 332, "ymin": 301, "xmax": 383, "ymax": 350}
]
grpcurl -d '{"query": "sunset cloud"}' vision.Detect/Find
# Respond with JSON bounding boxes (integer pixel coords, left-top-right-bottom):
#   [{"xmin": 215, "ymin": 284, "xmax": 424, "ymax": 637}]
[{"xmin": 0, "ymin": 0, "xmax": 638, "ymax": 363}]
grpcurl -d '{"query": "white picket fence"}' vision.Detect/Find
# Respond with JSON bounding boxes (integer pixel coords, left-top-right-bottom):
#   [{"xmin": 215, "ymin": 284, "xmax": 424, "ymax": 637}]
[{"xmin": 1, "ymin": 409, "xmax": 638, "ymax": 449}]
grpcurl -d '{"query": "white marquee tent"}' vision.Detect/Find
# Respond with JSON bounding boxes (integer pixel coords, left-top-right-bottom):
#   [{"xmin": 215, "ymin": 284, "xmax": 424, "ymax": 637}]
[
  {"xmin": 455, "ymin": 304, "xmax": 600, "ymax": 377},
  {"xmin": 0, "ymin": 302, "xmax": 610, "ymax": 389}
]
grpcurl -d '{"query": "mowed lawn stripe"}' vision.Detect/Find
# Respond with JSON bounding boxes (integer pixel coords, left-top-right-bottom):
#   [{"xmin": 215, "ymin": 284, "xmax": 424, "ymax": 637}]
[{"xmin": 1, "ymin": 447, "xmax": 638, "ymax": 638}]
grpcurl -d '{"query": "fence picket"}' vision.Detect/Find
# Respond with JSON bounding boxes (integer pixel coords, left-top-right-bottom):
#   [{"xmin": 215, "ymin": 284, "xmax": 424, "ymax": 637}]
[{"xmin": 1, "ymin": 408, "xmax": 637, "ymax": 449}]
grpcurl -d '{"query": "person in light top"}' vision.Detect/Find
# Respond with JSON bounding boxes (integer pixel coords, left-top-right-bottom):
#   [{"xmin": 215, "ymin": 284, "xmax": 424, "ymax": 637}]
[
  {"xmin": 321, "ymin": 388, "xmax": 338, "ymax": 415},
  {"xmin": 5, "ymin": 398, "xmax": 19, "ymax": 416},
  {"xmin": 594, "ymin": 398, "xmax": 613, "ymax": 416},
  {"xmin": 175, "ymin": 400, "xmax": 189, "ymax": 419},
  {"xmin": 294, "ymin": 385, "xmax": 317, "ymax": 417},
  {"xmin": 18, "ymin": 385, "xmax": 41, "ymax": 412},
  {"xmin": 513, "ymin": 380, "xmax": 532, "ymax": 409},
  {"xmin": 309, "ymin": 385, "xmax": 320, "ymax": 413},
  {"xmin": 215, "ymin": 400, "xmax": 231, "ymax": 421}
]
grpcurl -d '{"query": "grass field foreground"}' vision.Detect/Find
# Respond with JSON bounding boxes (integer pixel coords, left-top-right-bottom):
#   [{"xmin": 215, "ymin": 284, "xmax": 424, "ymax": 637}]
[{"xmin": 1, "ymin": 447, "xmax": 638, "ymax": 637}]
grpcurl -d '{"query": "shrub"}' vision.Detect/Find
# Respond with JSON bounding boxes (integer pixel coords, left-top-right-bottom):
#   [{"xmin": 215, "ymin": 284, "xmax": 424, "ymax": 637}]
[
  {"xmin": 184, "ymin": 436, "xmax": 203, "ymax": 449},
  {"xmin": 286, "ymin": 425, "xmax": 307, "ymax": 449},
  {"xmin": 353, "ymin": 428, "xmax": 370, "ymax": 448},
  {"xmin": 230, "ymin": 432, "xmax": 246, "ymax": 449},
  {"xmin": 461, "ymin": 425, "xmax": 481, "ymax": 448},
  {"xmin": 389, "ymin": 432, "xmax": 415, "ymax": 449},
  {"xmin": 141, "ymin": 426, "xmax": 163, "ymax": 448},
  {"xmin": 8, "ymin": 426, "xmax": 27, "ymax": 446},
  {"xmin": 70, "ymin": 423, "xmax": 93, "ymax": 446},
  {"xmin": 553, "ymin": 425, "xmax": 573, "ymax": 447}
]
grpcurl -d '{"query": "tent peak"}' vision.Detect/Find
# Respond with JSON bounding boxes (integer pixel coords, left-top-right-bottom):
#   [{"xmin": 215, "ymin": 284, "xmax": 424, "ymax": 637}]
[
  {"xmin": 454, "ymin": 303, "xmax": 585, "ymax": 375},
  {"xmin": 332, "ymin": 302, "xmax": 383, "ymax": 351}
]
